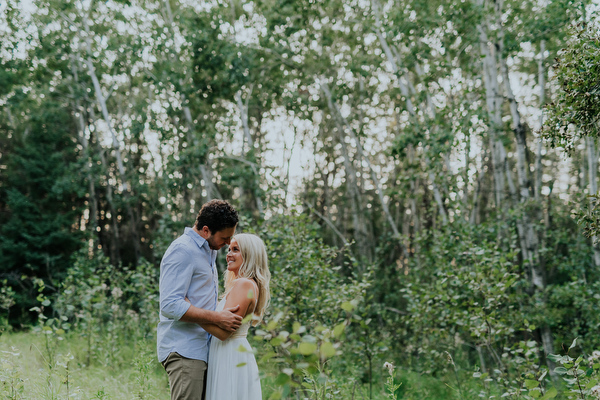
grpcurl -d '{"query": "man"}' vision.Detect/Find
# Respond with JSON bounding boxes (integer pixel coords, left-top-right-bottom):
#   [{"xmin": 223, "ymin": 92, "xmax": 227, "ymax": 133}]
[{"xmin": 157, "ymin": 199, "xmax": 243, "ymax": 400}]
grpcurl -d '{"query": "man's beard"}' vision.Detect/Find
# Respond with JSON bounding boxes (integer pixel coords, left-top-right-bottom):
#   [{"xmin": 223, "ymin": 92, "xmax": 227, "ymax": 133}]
[{"xmin": 206, "ymin": 235, "xmax": 219, "ymax": 250}]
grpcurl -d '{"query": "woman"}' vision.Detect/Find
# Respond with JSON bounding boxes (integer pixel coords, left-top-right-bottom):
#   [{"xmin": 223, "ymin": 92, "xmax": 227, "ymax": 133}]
[{"xmin": 202, "ymin": 233, "xmax": 271, "ymax": 400}]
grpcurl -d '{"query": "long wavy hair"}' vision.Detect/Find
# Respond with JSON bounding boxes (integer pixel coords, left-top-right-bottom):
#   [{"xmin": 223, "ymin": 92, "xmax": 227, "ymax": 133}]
[{"xmin": 223, "ymin": 233, "xmax": 271, "ymax": 326}]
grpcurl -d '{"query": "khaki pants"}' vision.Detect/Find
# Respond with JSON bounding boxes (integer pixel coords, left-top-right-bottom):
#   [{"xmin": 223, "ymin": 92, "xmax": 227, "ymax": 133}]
[{"xmin": 162, "ymin": 353, "xmax": 207, "ymax": 400}]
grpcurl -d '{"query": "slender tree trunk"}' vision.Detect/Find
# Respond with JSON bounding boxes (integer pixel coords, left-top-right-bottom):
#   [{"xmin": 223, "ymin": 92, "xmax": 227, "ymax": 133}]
[
  {"xmin": 586, "ymin": 137, "xmax": 600, "ymax": 266},
  {"xmin": 235, "ymin": 88, "xmax": 264, "ymax": 217},
  {"xmin": 70, "ymin": 57, "xmax": 99, "ymax": 247},
  {"xmin": 492, "ymin": 0, "xmax": 555, "ymax": 363},
  {"xmin": 335, "ymin": 119, "xmax": 371, "ymax": 259},
  {"xmin": 88, "ymin": 107, "xmax": 121, "ymax": 265},
  {"xmin": 535, "ymin": 40, "xmax": 546, "ymax": 201},
  {"xmin": 478, "ymin": 24, "xmax": 506, "ymax": 210},
  {"xmin": 80, "ymin": 8, "xmax": 140, "ymax": 264},
  {"xmin": 470, "ymin": 167, "xmax": 486, "ymax": 225}
]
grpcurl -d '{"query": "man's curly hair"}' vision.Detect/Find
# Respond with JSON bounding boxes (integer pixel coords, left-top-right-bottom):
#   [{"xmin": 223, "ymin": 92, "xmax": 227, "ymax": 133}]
[{"xmin": 195, "ymin": 199, "xmax": 239, "ymax": 233}]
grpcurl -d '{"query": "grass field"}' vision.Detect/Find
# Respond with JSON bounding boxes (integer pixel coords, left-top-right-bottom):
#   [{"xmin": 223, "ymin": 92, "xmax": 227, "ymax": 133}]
[
  {"xmin": 0, "ymin": 328, "xmax": 459, "ymax": 400},
  {"xmin": 0, "ymin": 330, "xmax": 169, "ymax": 400}
]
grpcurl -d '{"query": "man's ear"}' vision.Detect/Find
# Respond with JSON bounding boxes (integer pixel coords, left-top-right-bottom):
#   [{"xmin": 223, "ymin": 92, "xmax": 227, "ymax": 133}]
[{"xmin": 197, "ymin": 225, "xmax": 212, "ymax": 239}]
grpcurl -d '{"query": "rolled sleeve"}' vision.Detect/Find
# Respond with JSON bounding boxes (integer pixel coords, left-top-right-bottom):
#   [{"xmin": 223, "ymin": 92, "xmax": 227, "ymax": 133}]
[{"xmin": 159, "ymin": 244, "xmax": 194, "ymax": 320}]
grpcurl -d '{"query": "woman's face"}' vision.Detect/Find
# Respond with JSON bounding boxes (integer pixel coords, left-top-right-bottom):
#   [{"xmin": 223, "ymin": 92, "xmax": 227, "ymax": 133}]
[{"xmin": 226, "ymin": 239, "xmax": 243, "ymax": 276}]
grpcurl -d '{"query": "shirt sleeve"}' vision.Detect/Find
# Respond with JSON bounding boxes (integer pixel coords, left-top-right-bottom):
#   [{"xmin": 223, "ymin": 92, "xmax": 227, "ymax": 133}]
[{"xmin": 159, "ymin": 243, "xmax": 193, "ymax": 320}]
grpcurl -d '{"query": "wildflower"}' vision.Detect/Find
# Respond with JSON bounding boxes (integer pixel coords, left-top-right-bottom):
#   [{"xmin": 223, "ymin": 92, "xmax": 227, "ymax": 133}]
[
  {"xmin": 127, "ymin": 309, "xmax": 139, "ymax": 322},
  {"xmin": 383, "ymin": 361, "xmax": 395, "ymax": 375},
  {"xmin": 111, "ymin": 287, "xmax": 123, "ymax": 299}
]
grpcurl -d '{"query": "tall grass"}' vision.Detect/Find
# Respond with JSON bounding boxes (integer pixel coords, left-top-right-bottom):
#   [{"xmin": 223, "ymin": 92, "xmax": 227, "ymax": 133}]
[{"xmin": 0, "ymin": 331, "xmax": 169, "ymax": 399}]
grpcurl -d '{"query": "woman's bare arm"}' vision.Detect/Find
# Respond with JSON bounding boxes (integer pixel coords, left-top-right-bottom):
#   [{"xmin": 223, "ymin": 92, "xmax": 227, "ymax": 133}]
[{"xmin": 200, "ymin": 278, "xmax": 257, "ymax": 341}]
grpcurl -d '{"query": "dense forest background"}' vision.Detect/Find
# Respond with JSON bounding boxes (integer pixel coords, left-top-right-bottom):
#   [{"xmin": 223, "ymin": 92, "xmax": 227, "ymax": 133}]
[{"xmin": 2, "ymin": 0, "xmax": 600, "ymax": 398}]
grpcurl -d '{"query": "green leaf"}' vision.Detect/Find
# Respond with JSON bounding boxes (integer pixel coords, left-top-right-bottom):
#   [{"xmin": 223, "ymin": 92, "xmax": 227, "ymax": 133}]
[
  {"xmin": 333, "ymin": 322, "xmax": 345, "ymax": 337},
  {"xmin": 586, "ymin": 380, "xmax": 598, "ymax": 389},
  {"xmin": 524, "ymin": 379, "xmax": 540, "ymax": 389},
  {"xmin": 274, "ymin": 373, "xmax": 290, "ymax": 386},
  {"xmin": 266, "ymin": 320, "xmax": 278, "ymax": 331},
  {"xmin": 236, "ymin": 362, "xmax": 247, "ymax": 367},
  {"xmin": 547, "ymin": 354, "xmax": 562, "ymax": 363},
  {"xmin": 293, "ymin": 322, "xmax": 301, "ymax": 333},
  {"xmin": 298, "ymin": 342, "xmax": 317, "ymax": 355},
  {"xmin": 554, "ymin": 367, "xmax": 568, "ymax": 375},
  {"xmin": 539, "ymin": 386, "xmax": 558, "ymax": 400},
  {"xmin": 320, "ymin": 342, "xmax": 336, "ymax": 359},
  {"xmin": 530, "ymin": 389, "xmax": 542, "ymax": 398},
  {"xmin": 268, "ymin": 392, "xmax": 282, "ymax": 400}
]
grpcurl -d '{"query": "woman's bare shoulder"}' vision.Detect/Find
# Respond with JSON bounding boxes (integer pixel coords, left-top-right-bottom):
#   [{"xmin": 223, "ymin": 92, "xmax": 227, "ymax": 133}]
[
  {"xmin": 232, "ymin": 278, "xmax": 259, "ymax": 299},
  {"xmin": 233, "ymin": 277, "xmax": 257, "ymax": 289}
]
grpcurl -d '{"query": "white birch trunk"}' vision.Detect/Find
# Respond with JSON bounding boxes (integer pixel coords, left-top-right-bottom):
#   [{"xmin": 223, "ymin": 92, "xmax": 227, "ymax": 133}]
[
  {"xmin": 586, "ymin": 136, "xmax": 600, "ymax": 266},
  {"xmin": 498, "ymin": 43, "xmax": 530, "ymax": 201},
  {"xmin": 235, "ymin": 89, "xmax": 264, "ymax": 216},
  {"xmin": 478, "ymin": 24, "xmax": 506, "ymax": 209},
  {"xmin": 494, "ymin": 0, "xmax": 553, "ymax": 359},
  {"xmin": 70, "ymin": 57, "xmax": 99, "ymax": 239},
  {"xmin": 88, "ymin": 107, "xmax": 121, "ymax": 264},
  {"xmin": 535, "ymin": 40, "xmax": 546, "ymax": 201}
]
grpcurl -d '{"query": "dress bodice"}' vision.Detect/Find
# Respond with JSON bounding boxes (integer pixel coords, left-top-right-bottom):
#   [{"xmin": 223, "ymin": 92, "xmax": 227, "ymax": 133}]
[{"xmin": 216, "ymin": 297, "xmax": 251, "ymax": 339}]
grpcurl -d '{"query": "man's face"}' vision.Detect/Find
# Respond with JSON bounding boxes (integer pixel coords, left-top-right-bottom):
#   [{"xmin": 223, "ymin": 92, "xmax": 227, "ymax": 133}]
[{"xmin": 206, "ymin": 226, "xmax": 236, "ymax": 250}]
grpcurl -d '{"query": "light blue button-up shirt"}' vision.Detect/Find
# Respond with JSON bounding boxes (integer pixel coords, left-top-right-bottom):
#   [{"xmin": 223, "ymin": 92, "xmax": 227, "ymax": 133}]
[{"xmin": 157, "ymin": 227, "xmax": 219, "ymax": 363}]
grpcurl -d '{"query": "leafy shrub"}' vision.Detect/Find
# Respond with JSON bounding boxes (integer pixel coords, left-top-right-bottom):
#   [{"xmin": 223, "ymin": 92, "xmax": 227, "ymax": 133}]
[
  {"xmin": 50, "ymin": 250, "xmax": 159, "ymax": 367},
  {"xmin": 246, "ymin": 213, "xmax": 372, "ymax": 398}
]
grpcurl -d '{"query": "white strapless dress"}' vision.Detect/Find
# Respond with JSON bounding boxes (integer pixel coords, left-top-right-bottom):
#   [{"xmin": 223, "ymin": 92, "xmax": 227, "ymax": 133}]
[{"xmin": 205, "ymin": 297, "xmax": 262, "ymax": 400}]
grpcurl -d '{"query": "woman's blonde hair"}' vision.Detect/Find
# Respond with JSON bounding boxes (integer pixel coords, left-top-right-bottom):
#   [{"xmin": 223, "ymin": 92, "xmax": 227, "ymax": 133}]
[{"xmin": 224, "ymin": 233, "xmax": 271, "ymax": 326}]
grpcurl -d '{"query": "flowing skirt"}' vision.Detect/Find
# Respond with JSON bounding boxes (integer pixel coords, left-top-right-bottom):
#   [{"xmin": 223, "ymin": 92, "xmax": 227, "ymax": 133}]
[{"xmin": 205, "ymin": 336, "xmax": 262, "ymax": 400}]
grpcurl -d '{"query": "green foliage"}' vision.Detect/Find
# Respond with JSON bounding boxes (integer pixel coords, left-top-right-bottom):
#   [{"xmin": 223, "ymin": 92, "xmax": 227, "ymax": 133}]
[
  {"xmin": 0, "ymin": 94, "xmax": 86, "ymax": 325},
  {"xmin": 544, "ymin": 24, "xmax": 600, "ymax": 151},
  {"xmin": 258, "ymin": 213, "xmax": 369, "ymax": 331},
  {"xmin": 2, "ymin": 0, "xmax": 600, "ymax": 398},
  {"xmin": 52, "ymin": 250, "xmax": 159, "ymax": 366},
  {"xmin": 0, "ymin": 280, "xmax": 15, "ymax": 334},
  {"xmin": 395, "ymin": 222, "xmax": 522, "ymax": 373},
  {"xmin": 548, "ymin": 340, "xmax": 600, "ymax": 399},
  {"xmin": 244, "ymin": 213, "xmax": 372, "ymax": 397}
]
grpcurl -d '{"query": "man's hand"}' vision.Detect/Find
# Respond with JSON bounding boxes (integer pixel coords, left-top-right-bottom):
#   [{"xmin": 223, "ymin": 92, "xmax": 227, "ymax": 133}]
[{"xmin": 216, "ymin": 305, "xmax": 242, "ymax": 332}]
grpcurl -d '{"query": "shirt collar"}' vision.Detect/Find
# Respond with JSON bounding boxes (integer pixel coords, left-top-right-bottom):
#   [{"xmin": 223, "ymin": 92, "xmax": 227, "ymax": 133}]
[{"xmin": 184, "ymin": 227, "xmax": 211, "ymax": 252}]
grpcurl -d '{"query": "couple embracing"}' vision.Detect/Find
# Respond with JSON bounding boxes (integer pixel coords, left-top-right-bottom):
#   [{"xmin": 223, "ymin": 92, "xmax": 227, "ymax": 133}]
[{"xmin": 157, "ymin": 199, "xmax": 270, "ymax": 400}]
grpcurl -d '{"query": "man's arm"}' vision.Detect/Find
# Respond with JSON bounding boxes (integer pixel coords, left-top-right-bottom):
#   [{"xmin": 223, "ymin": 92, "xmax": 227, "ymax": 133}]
[
  {"xmin": 180, "ymin": 304, "xmax": 242, "ymax": 332},
  {"xmin": 197, "ymin": 279, "xmax": 256, "ymax": 341},
  {"xmin": 159, "ymin": 244, "xmax": 196, "ymax": 320}
]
